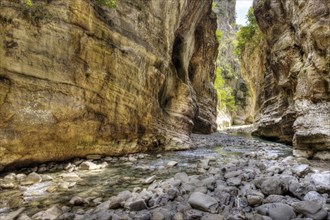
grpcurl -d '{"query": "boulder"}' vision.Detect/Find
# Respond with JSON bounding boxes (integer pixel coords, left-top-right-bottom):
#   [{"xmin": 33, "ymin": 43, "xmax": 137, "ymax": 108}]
[
  {"xmin": 188, "ymin": 192, "xmax": 218, "ymax": 213},
  {"xmin": 292, "ymin": 201, "xmax": 328, "ymax": 220},
  {"xmin": 256, "ymin": 203, "xmax": 296, "ymax": 220}
]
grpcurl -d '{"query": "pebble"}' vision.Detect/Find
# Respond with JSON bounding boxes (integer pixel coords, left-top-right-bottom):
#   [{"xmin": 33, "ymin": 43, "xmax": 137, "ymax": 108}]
[
  {"xmin": 167, "ymin": 161, "xmax": 178, "ymax": 167},
  {"xmin": 79, "ymin": 161, "xmax": 100, "ymax": 170},
  {"xmin": 60, "ymin": 173, "xmax": 82, "ymax": 182},
  {"xmin": 21, "ymin": 172, "xmax": 42, "ymax": 185},
  {"xmin": 144, "ymin": 175, "xmax": 156, "ymax": 184}
]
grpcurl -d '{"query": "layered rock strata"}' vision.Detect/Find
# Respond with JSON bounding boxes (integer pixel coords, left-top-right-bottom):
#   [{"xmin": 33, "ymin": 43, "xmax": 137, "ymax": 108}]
[
  {"xmin": 0, "ymin": 0, "xmax": 218, "ymax": 170},
  {"xmin": 253, "ymin": 0, "xmax": 330, "ymax": 158}
]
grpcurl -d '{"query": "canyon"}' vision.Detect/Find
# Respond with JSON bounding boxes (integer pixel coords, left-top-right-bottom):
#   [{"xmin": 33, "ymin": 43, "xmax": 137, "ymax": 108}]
[
  {"xmin": 251, "ymin": 0, "xmax": 330, "ymax": 159},
  {"xmin": 0, "ymin": 0, "xmax": 329, "ymax": 170},
  {"xmin": 0, "ymin": 0, "xmax": 217, "ymax": 170},
  {"xmin": 0, "ymin": 0, "xmax": 330, "ymax": 219}
]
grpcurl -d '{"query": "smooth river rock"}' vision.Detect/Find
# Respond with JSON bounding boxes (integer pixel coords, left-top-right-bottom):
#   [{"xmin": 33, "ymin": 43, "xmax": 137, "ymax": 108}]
[
  {"xmin": 188, "ymin": 192, "xmax": 218, "ymax": 213},
  {"xmin": 256, "ymin": 203, "xmax": 296, "ymax": 220}
]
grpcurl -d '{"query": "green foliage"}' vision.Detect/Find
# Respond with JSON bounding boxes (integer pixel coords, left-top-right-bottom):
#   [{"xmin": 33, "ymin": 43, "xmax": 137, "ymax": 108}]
[
  {"xmin": 24, "ymin": 0, "xmax": 33, "ymax": 8},
  {"xmin": 214, "ymin": 67, "xmax": 237, "ymax": 112},
  {"xmin": 234, "ymin": 7, "xmax": 261, "ymax": 56},
  {"xmin": 215, "ymin": 30, "xmax": 222, "ymax": 44},
  {"xmin": 98, "ymin": 0, "xmax": 116, "ymax": 8},
  {"xmin": 212, "ymin": 1, "xmax": 218, "ymax": 12},
  {"xmin": 221, "ymin": 62, "xmax": 235, "ymax": 79}
]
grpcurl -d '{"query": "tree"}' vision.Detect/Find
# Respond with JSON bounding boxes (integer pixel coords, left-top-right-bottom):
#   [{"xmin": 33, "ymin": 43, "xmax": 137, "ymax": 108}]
[{"xmin": 234, "ymin": 7, "xmax": 261, "ymax": 56}]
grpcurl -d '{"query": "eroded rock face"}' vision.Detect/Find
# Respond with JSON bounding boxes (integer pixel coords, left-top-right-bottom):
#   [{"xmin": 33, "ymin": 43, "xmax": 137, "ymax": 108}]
[
  {"xmin": 253, "ymin": 0, "xmax": 330, "ymax": 158},
  {"xmin": 0, "ymin": 0, "xmax": 218, "ymax": 170}
]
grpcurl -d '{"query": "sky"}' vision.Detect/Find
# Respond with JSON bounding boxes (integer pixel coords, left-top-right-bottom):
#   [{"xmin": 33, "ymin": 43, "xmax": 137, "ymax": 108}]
[{"xmin": 236, "ymin": 0, "xmax": 253, "ymax": 25}]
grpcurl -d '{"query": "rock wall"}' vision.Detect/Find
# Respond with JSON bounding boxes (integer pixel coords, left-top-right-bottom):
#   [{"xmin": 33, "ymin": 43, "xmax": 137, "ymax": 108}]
[
  {"xmin": 239, "ymin": 34, "xmax": 266, "ymax": 127},
  {"xmin": 0, "ymin": 0, "xmax": 218, "ymax": 170},
  {"xmin": 253, "ymin": 0, "xmax": 330, "ymax": 159},
  {"xmin": 214, "ymin": 0, "xmax": 253, "ymax": 127}
]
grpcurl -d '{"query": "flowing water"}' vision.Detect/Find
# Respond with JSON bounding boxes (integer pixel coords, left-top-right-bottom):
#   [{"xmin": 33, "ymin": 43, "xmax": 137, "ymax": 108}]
[{"xmin": 0, "ymin": 133, "xmax": 293, "ymax": 216}]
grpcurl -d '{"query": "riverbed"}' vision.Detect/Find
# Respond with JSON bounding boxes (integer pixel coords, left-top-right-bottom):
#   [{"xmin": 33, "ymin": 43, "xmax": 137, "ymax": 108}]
[{"xmin": 0, "ymin": 132, "xmax": 329, "ymax": 219}]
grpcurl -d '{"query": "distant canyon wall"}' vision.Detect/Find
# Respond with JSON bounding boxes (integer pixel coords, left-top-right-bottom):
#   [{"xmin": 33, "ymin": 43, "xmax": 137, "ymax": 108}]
[
  {"xmin": 0, "ymin": 0, "xmax": 218, "ymax": 170},
  {"xmin": 252, "ymin": 0, "xmax": 330, "ymax": 159},
  {"xmin": 214, "ymin": 0, "xmax": 254, "ymax": 127}
]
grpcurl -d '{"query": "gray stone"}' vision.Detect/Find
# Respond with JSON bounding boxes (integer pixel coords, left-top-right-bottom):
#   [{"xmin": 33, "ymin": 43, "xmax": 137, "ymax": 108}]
[
  {"xmin": 227, "ymin": 177, "xmax": 242, "ymax": 186},
  {"xmin": 256, "ymin": 203, "xmax": 295, "ymax": 220},
  {"xmin": 167, "ymin": 161, "xmax": 178, "ymax": 167},
  {"xmin": 151, "ymin": 212, "xmax": 165, "ymax": 220},
  {"xmin": 16, "ymin": 174, "xmax": 27, "ymax": 182},
  {"xmin": 247, "ymin": 195, "xmax": 263, "ymax": 207},
  {"xmin": 144, "ymin": 176, "xmax": 156, "ymax": 184},
  {"xmin": 311, "ymin": 173, "xmax": 330, "ymax": 193},
  {"xmin": 79, "ymin": 161, "xmax": 100, "ymax": 170},
  {"xmin": 260, "ymin": 178, "xmax": 288, "ymax": 195},
  {"xmin": 201, "ymin": 214, "xmax": 224, "ymax": 220},
  {"xmin": 224, "ymin": 170, "xmax": 242, "ymax": 179},
  {"xmin": 60, "ymin": 173, "xmax": 82, "ymax": 182},
  {"xmin": 2, "ymin": 207, "xmax": 25, "ymax": 220},
  {"xmin": 188, "ymin": 192, "xmax": 218, "ymax": 213},
  {"xmin": 185, "ymin": 209, "xmax": 203, "ymax": 220},
  {"xmin": 0, "ymin": 182, "xmax": 16, "ymax": 189},
  {"xmin": 127, "ymin": 199, "xmax": 148, "ymax": 211},
  {"xmin": 32, "ymin": 205, "xmax": 63, "ymax": 220},
  {"xmin": 304, "ymin": 191, "xmax": 327, "ymax": 204},
  {"xmin": 174, "ymin": 172, "xmax": 189, "ymax": 183},
  {"xmin": 292, "ymin": 164, "xmax": 311, "ymax": 177},
  {"xmin": 17, "ymin": 214, "xmax": 32, "ymax": 220},
  {"xmin": 22, "ymin": 172, "xmax": 42, "ymax": 185},
  {"xmin": 173, "ymin": 212, "xmax": 184, "ymax": 220},
  {"xmin": 292, "ymin": 201, "xmax": 328, "ymax": 220},
  {"xmin": 69, "ymin": 196, "xmax": 85, "ymax": 206},
  {"xmin": 4, "ymin": 173, "xmax": 16, "ymax": 181}
]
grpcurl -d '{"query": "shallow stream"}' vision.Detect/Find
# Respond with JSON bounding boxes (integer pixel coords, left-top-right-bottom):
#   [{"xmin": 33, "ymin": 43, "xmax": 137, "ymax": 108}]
[{"xmin": 0, "ymin": 132, "xmax": 295, "ymax": 217}]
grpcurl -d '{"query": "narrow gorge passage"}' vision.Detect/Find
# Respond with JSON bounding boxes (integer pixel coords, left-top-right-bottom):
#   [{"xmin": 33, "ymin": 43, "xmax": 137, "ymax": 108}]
[{"xmin": 0, "ymin": 0, "xmax": 329, "ymax": 219}]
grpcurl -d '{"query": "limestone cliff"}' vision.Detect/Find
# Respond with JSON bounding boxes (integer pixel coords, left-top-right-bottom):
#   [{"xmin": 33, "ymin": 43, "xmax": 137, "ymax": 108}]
[
  {"xmin": 239, "ymin": 27, "xmax": 266, "ymax": 128},
  {"xmin": 253, "ymin": 0, "xmax": 330, "ymax": 159},
  {"xmin": 0, "ymin": 0, "xmax": 218, "ymax": 170},
  {"xmin": 214, "ymin": 0, "xmax": 253, "ymax": 127}
]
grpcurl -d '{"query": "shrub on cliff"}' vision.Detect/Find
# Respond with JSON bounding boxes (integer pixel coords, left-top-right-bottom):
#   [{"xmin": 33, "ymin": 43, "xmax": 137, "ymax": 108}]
[
  {"xmin": 234, "ymin": 7, "xmax": 261, "ymax": 56},
  {"xmin": 214, "ymin": 67, "xmax": 237, "ymax": 112},
  {"xmin": 98, "ymin": 0, "xmax": 116, "ymax": 8}
]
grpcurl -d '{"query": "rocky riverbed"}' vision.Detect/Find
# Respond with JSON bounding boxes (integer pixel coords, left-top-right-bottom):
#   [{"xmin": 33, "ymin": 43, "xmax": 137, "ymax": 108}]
[{"xmin": 0, "ymin": 133, "xmax": 329, "ymax": 220}]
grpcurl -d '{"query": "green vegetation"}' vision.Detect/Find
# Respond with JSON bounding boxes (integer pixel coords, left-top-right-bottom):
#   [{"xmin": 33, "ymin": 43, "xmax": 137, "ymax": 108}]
[
  {"xmin": 98, "ymin": 0, "xmax": 116, "ymax": 8},
  {"xmin": 234, "ymin": 7, "xmax": 262, "ymax": 56},
  {"xmin": 24, "ymin": 0, "xmax": 33, "ymax": 8},
  {"xmin": 212, "ymin": 1, "xmax": 218, "ymax": 12},
  {"xmin": 215, "ymin": 30, "xmax": 222, "ymax": 44},
  {"xmin": 214, "ymin": 67, "xmax": 237, "ymax": 112}
]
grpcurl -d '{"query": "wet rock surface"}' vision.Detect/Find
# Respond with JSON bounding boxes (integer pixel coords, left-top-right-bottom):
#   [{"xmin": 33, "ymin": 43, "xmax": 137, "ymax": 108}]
[{"xmin": 0, "ymin": 133, "xmax": 329, "ymax": 219}]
